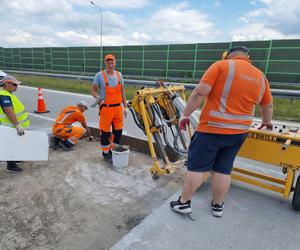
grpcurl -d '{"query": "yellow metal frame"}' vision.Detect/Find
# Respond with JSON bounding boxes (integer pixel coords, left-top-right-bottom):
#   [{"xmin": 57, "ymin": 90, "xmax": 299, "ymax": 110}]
[
  {"xmin": 233, "ymin": 128, "xmax": 300, "ymax": 199},
  {"xmin": 131, "ymin": 85, "xmax": 187, "ymax": 178},
  {"xmin": 131, "ymin": 84, "xmax": 300, "ymax": 199}
]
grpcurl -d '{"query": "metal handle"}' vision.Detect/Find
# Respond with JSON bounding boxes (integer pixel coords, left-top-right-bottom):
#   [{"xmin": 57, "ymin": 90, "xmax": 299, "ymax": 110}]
[{"xmin": 282, "ymin": 139, "xmax": 291, "ymax": 150}]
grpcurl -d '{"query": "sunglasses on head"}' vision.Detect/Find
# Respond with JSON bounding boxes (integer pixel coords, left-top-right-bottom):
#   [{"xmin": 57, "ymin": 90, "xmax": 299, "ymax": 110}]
[{"xmin": 5, "ymin": 80, "xmax": 18, "ymax": 87}]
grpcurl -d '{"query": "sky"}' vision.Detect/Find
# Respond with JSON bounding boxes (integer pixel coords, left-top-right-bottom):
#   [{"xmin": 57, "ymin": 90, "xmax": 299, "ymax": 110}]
[{"xmin": 0, "ymin": 0, "xmax": 300, "ymax": 48}]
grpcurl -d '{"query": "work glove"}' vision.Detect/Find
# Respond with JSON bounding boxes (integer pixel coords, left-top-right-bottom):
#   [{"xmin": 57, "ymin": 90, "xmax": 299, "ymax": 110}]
[
  {"xmin": 257, "ymin": 122, "xmax": 273, "ymax": 130},
  {"xmin": 16, "ymin": 124, "xmax": 25, "ymax": 136},
  {"xmin": 123, "ymin": 107, "xmax": 128, "ymax": 118},
  {"xmin": 179, "ymin": 115, "xmax": 190, "ymax": 130}
]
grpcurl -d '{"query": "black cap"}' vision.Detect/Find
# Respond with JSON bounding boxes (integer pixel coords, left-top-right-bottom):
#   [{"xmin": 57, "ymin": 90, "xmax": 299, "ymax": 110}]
[{"xmin": 228, "ymin": 46, "xmax": 249, "ymax": 55}]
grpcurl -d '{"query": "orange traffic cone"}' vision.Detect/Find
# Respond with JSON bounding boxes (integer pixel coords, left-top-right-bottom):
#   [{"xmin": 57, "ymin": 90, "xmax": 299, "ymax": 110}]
[{"xmin": 34, "ymin": 87, "xmax": 50, "ymax": 113}]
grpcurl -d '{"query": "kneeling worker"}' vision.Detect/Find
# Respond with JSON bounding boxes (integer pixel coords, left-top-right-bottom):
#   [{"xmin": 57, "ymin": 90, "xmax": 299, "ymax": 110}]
[{"xmin": 52, "ymin": 101, "xmax": 93, "ymax": 150}]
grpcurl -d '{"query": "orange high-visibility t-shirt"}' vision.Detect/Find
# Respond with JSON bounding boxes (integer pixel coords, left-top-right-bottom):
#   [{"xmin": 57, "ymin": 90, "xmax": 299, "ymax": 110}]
[{"xmin": 197, "ymin": 57, "xmax": 272, "ymax": 134}]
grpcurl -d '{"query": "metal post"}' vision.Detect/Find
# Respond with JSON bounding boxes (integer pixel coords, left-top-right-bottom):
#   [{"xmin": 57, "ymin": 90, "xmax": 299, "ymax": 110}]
[
  {"xmin": 193, "ymin": 43, "xmax": 198, "ymax": 78},
  {"xmin": 165, "ymin": 44, "xmax": 170, "ymax": 78},
  {"xmin": 142, "ymin": 45, "xmax": 145, "ymax": 77},
  {"xmin": 90, "ymin": 1, "xmax": 103, "ymax": 69},
  {"xmin": 265, "ymin": 40, "xmax": 273, "ymax": 76}
]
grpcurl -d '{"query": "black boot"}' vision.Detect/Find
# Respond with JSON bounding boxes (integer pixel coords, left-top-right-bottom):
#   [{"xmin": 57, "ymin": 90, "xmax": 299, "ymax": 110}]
[
  {"xmin": 102, "ymin": 152, "xmax": 112, "ymax": 163},
  {"xmin": 52, "ymin": 137, "xmax": 61, "ymax": 150},
  {"xmin": 7, "ymin": 161, "xmax": 23, "ymax": 172},
  {"xmin": 58, "ymin": 140, "xmax": 73, "ymax": 151}
]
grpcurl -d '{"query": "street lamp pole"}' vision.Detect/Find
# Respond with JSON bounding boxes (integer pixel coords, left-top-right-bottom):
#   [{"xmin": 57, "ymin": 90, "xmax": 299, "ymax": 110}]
[{"xmin": 90, "ymin": 1, "xmax": 103, "ymax": 69}]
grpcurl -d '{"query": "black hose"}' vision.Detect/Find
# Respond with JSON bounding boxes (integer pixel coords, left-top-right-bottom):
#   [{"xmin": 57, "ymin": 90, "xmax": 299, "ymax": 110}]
[
  {"xmin": 129, "ymin": 107, "xmax": 145, "ymax": 132},
  {"xmin": 161, "ymin": 124, "xmax": 188, "ymax": 157},
  {"xmin": 149, "ymin": 104, "xmax": 157, "ymax": 126},
  {"xmin": 173, "ymin": 127, "xmax": 188, "ymax": 157},
  {"xmin": 151, "ymin": 103, "xmax": 188, "ymax": 157},
  {"xmin": 153, "ymin": 103, "xmax": 177, "ymax": 124}
]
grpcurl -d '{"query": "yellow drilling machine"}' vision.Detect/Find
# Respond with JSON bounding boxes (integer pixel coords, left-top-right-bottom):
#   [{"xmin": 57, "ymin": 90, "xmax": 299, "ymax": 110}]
[
  {"xmin": 129, "ymin": 81, "xmax": 300, "ymax": 211},
  {"xmin": 128, "ymin": 81, "xmax": 195, "ymax": 180}
]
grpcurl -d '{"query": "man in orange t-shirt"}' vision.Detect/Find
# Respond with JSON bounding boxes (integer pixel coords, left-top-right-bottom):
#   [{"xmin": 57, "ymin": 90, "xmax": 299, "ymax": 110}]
[
  {"xmin": 170, "ymin": 46, "xmax": 273, "ymax": 217},
  {"xmin": 52, "ymin": 101, "xmax": 93, "ymax": 151}
]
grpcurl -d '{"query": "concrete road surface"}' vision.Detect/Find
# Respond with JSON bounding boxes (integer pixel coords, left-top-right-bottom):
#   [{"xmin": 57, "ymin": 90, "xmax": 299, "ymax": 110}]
[
  {"xmin": 112, "ymin": 180, "xmax": 300, "ymax": 250},
  {"xmin": 14, "ymin": 85, "xmax": 300, "ymax": 250}
]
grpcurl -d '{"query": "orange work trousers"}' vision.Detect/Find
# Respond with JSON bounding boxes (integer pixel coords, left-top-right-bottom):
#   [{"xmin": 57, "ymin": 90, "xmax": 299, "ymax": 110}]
[
  {"xmin": 99, "ymin": 105, "xmax": 123, "ymax": 132},
  {"xmin": 53, "ymin": 125, "xmax": 86, "ymax": 145}
]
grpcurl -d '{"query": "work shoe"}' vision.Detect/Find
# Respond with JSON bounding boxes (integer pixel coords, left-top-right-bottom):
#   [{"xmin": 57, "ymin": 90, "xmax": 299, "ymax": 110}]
[
  {"xmin": 211, "ymin": 201, "xmax": 224, "ymax": 217},
  {"xmin": 6, "ymin": 162, "xmax": 23, "ymax": 172},
  {"xmin": 102, "ymin": 152, "xmax": 112, "ymax": 164},
  {"xmin": 58, "ymin": 140, "xmax": 72, "ymax": 151},
  {"xmin": 52, "ymin": 137, "xmax": 61, "ymax": 150},
  {"xmin": 170, "ymin": 196, "xmax": 192, "ymax": 214}
]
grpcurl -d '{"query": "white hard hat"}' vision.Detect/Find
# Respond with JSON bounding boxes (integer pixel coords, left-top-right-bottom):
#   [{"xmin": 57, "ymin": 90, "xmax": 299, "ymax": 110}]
[{"xmin": 78, "ymin": 100, "xmax": 88, "ymax": 110}]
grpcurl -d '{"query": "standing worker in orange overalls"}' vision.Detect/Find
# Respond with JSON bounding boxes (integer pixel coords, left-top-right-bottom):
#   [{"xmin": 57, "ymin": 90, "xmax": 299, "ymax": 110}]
[
  {"xmin": 52, "ymin": 101, "xmax": 93, "ymax": 151},
  {"xmin": 91, "ymin": 54, "xmax": 127, "ymax": 163}
]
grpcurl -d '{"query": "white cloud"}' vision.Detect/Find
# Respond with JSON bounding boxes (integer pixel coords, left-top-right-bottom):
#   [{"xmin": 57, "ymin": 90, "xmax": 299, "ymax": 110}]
[
  {"xmin": 75, "ymin": 0, "xmax": 150, "ymax": 9},
  {"xmin": 0, "ymin": 0, "xmax": 130, "ymax": 47},
  {"xmin": 229, "ymin": 0, "xmax": 300, "ymax": 41},
  {"xmin": 0, "ymin": 0, "xmax": 219, "ymax": 47},
  {"xmin": 133, "ymin": 2, "xmax": 217, "ymax": 44},
  {"xmin": 130, "ymin": 32, "xmax": 151, "ymax": 43},
  {"xmin": 2, "ymin": 27, "xmax": 58, "ymax": 47},
  {"xmin": 1, "ymin": 0, "xmax": 299, "ymax": 47},
  {"xmin": 237, "ymin": 0, "xmax": 300, "ymax": 37},
  {"xmin": 56, "ymin": 31, "xmax": 91, "ymax": 44},
  {"xmin": 230, "ymin": 23, "xmax": 296, "ymax": 41},
  {"xmin": 1, "ymin": 0, "xmax": 73, "ymax": 16}
]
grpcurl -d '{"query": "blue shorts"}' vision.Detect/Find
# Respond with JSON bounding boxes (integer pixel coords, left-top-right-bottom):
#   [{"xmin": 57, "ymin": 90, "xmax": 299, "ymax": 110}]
[{"xmin": 187, "ymin": 132, "xmax": 247, "ymax": 175}]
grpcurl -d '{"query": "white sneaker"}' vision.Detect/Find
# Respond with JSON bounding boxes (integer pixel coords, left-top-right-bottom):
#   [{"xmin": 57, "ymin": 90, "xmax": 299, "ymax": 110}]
[
  {"xmin": 170, "ymin": 196, "xmax": 192, "ymax": 214},
  {"xmin": 211, "ymin": 201, "xmax": 224, "ymax": 217}
]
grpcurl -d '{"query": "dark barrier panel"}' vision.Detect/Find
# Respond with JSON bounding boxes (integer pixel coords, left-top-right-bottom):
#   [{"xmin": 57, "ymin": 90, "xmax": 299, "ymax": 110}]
[{"xmin": 0, "ymin": 39, "xmax": 300, "ymax": 85}]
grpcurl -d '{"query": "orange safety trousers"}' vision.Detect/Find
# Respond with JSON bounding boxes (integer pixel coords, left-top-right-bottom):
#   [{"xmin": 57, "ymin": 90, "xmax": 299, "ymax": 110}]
[
  {"xmin": 99, "ymin": 105, "xmax": 123, "ymax": 132},
  {"xmin": 53, "ymin": 125, "xmax": 86, "ymax": 145}
]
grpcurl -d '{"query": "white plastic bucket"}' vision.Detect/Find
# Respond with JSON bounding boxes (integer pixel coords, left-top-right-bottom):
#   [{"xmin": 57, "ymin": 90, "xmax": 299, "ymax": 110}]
[{"xmin": 111, "ymin": 146, "xmax": 130, "ymax": 168}]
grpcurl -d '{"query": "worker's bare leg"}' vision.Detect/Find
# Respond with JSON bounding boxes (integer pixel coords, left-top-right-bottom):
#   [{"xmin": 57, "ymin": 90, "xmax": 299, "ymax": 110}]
[
  {"xmin": 180, "ymin": 171, "xmax": 207, "ymax": 202},
  {"xmin": 211, "ymin": 171, "xmax": 231, "ymax": 204}
]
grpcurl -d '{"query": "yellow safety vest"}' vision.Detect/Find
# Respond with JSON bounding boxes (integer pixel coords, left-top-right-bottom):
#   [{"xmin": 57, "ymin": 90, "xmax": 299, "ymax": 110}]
[{"xmin": 0, "ymin": 90, "xmax": 30, "ymax": 128}]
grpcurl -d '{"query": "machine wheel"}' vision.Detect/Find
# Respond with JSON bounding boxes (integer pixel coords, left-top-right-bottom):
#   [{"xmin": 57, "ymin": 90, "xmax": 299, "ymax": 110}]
[
  {"xmin": 152, "ymin": 172, "xmax": 160, "ymax": 180},
  {"xmin": 292, "ymin": 175, "xmax": 300, "ymax": 211}
]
